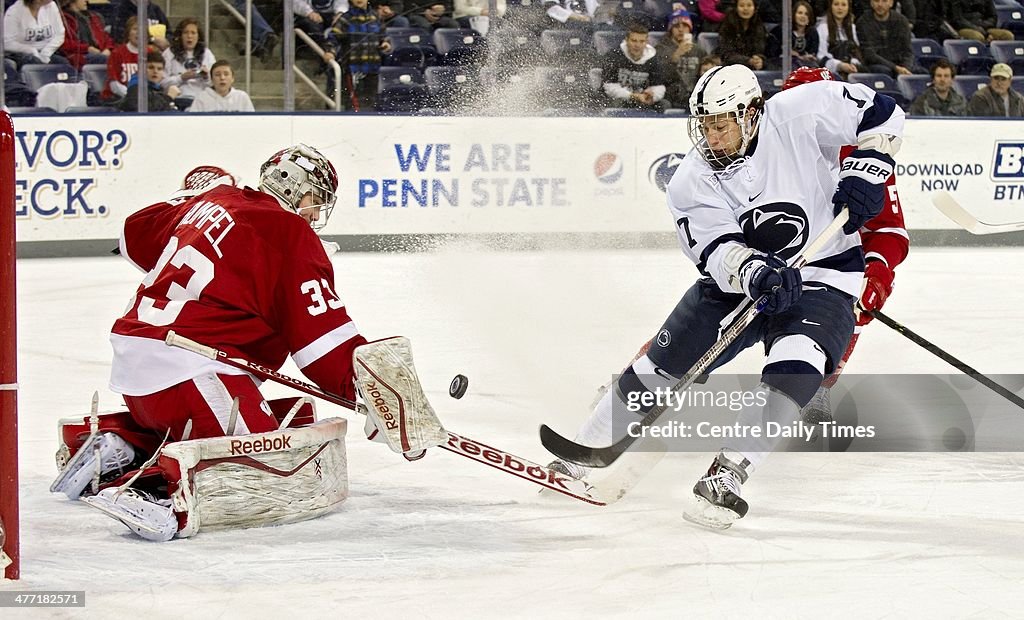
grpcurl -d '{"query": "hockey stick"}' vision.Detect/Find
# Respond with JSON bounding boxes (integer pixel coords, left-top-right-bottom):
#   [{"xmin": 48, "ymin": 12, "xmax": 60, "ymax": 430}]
[
  {"xmin": 933, "ymin": 191, "xmax": 1024, "ymax": 235},
  {"xmin": 539, "ymin": 209, "xmax": 850, "ymax": 468},
  {"xmin": 163, "ymin": 331, "xmax": 611, "ymax": 506},
  {"xmin": 870, "ymin": 310, "xmax": 1024, "ymax": 410}
]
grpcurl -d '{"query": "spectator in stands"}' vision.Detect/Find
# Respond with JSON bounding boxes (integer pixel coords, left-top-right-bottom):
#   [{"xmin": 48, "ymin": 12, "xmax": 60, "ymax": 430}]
[
  {"xmin": 454, "ymin": 0, "xmax": 506, "ymax": 31},
  {"xmin": 111, "ymin": 0, "xmax": 169, "ymax": 50},
  {"xmin": 543, "ymin": 0, "xmax": 597, "ymax": 30},
  {"xmin": 188, "ymin": 60, "xmax": 255, "ymax": 112},
  {"xmin": 325, "ymin": 0, "xmax": 391, "ymax": 111},
  {"xmin": 3, "ymin": 0, "xmax": 67, "ymax": 69},
  {"xmin": 947, "ymin": 0, "xmax": 1013, "ymax": 43},
  {"xmin": 698, "ymin": 0, "xmax": 728, "ymax": 32},
  {"xmin": 118, "ymin": 49, "xmax": 181, "ymax": 111},
  {"xmin": 657, "ymin": 10, "xmax": 703, "ymax": 108},
  {"xmin": 967, "ymin": 63, "xmax": 1024, "ymax": 117},
  {"xmin": 162, "ymin": 17, "xmax": 216, "ymax": 100},
  {"xmin": 295, "ymin": 0, "xmax": 348, "ymax": 46},
  {"xmin": 816, "ymin": 0, "xmax": 863, "ymax": 78},
  {"xmin": 698, "ymin": 53, "xmax": 722, "ymax": 76},
  {"xmin": 373, "ymin": 0, "xmax": 411, "ymax": 28},
  {"xmin": 602, "ymin": 22, "xmax": 667, "ymax": 111},
  {"xmin": 104, "ymin": 14, "xmax": 147, "ymax": 100},
  {"xmin": 717, "ymin": 0, "xmax": 767, "ymax": 70},
  {"xmin": 909, "ymin": 58, "xmax": 966, "ymax": 116},
  {"xmin": 406, "ymin": 0, "xmax": 459, "ymax": 31},
  {"xmin": 766, "ymin": 0, "xmax": 818, "ymax": 69},
  {"xmin": 229, "ymin": 0, "xmax": 280, "ymax": 63},
  {"xmin": 812, "ymin": 0, "xmax": 864, "ymax": 20},
  {"xmin": 59, "ymin": 0, "xmax": 113, "ymax": 69},
  {"xmin": 911, "ymin": 0, "xmax": 956, "ymax": 42},
  {"xmin": 857, "ymin": 0, "xmax": 922, "ymax": 77}
]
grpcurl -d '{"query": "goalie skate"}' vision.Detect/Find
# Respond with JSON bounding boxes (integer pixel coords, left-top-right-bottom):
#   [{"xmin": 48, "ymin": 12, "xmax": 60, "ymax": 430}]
[
  {"xmin": 82, "ymin": 487, "xmax": 178, "ymax": 542},
  {"xmin": 50, "ymin": 432, "xmax": 136, "ymax": 499},
  {"xmin": 683, "ymin": 452, "xmax": 751, "ymax": 530}
]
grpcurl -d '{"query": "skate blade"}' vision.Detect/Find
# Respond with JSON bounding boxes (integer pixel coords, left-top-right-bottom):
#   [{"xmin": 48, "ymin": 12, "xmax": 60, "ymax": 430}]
[
  {"xmin": 50, "ymin": 433, "xmax": 99, "ymax": 496},
  {"xmin": 682, "ymin": 496, "xmax": 740, "ymax": 530},
  {"xmin": 80, "ymin": 495, "xmax": 174, "ymax": 541}
]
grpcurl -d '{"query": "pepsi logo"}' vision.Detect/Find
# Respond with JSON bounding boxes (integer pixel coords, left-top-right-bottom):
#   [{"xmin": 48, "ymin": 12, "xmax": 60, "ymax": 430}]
[{"xmin": 594, "ymin": 153, "xmax": 624, "ymax": 184}]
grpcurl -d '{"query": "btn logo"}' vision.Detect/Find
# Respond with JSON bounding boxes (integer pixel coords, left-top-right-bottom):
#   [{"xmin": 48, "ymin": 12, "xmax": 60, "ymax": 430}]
[{"xmin": 993, "ymin": 142, "xmax": 1024, "ymax": 179}]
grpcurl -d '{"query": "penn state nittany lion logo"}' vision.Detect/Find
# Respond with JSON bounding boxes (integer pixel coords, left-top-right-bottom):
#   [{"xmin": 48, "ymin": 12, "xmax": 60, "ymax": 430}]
[
  {"xmin": 737, "ymin": 203, "xmax": 809, "ymax": 261},
  {"xmin": 656, "ymin": 329, "xmax": 671, "ymax": 347},
  {"xmin": 648, "ymin": 153, "xmax": 688, "ymax": 193}
]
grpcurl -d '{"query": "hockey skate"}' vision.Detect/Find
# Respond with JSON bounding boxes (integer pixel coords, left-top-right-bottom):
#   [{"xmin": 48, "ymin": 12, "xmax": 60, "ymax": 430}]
[
  {"xmin": 538, "ymin": 460, "xmax": 593, "ymax": 497},
  {"xmin": 50, "ymin": 432, "xmax": 136, "ymax": 499},
  {"xmin": 81, "ymin": 487, "xmax": 178, "ymax": 542},
  {"xmin": 800, "ymin": 386, "xmax": 833, "ymax": 426},
  {"xmin": 683, "ymin": 452, "xmax": 751, "ymax": 530}
]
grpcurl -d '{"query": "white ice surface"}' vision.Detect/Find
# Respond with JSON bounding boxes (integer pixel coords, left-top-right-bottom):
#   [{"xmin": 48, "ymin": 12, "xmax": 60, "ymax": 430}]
[{"xmin": 4, "ymin": 246, "xmax": 1024, "ymax": 618}]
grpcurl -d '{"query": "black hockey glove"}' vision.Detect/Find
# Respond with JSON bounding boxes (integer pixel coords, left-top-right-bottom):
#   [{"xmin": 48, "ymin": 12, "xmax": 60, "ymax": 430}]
[
  {"xmin": 832, "ymin": 148, "xmax": 895, "ymax": 234},
  {"xmin": 738, "ymin": 252, "xmax": 802, "ymax": 315}
]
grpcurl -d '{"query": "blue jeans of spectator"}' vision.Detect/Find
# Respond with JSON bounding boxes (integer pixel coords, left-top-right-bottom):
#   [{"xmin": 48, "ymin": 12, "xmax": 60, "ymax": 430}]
[{"xmin": 232, "ymin": 0, "xmax": 275, "ymax": 44}]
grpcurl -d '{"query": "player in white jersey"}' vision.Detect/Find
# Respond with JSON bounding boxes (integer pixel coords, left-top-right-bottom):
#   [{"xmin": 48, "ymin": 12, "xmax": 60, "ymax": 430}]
[{"xmin": 554, "ymin": 64, "xmax": 904, "ymax": 528}]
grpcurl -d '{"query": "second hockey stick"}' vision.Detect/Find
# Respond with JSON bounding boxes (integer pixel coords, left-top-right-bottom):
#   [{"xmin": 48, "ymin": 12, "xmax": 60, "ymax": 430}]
[
  {"xmin": 870, "ymin": 310, "xmax": 1024, "ymax": 410},
  {"xmin": 933, "ymin": 191, "xmax": 1024, "ymax": 235},
  {"xmin": 539, "ymin": 209, "xmax": 850, "ymax": 468},
  {"xmin": 164, "ymin": 331, "xmax": 612, "ymax": 506}
]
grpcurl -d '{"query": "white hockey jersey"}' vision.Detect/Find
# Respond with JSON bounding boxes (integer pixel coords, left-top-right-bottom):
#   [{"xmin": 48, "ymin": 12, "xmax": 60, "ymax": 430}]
[{"xmin": 667, "ymin": 79, "xmax": 905, "ymax": 298}]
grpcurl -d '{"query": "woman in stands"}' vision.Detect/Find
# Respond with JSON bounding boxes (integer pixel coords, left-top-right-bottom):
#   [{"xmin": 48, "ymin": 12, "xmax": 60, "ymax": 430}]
[
  {"xmin": 3, "ymin": 0, "xmax": 67, "ymax": 69},
  {"xmin": 59, "ymin": 0, "xmax": 114, "ymax": 70},
  {"xmin": 816, "ymin": 0, "xmax": 863, "ymax": 79},
  {"xmin": 716, "ymin": 0, "xmax": 767, "ymax": 71},
  {"xmin": 766, "ymin": 0, "xmax": 819, "ymax": 69},
  {"xmin": 161, "ymin": 17, "xmax": 216, "ymax": 101}
]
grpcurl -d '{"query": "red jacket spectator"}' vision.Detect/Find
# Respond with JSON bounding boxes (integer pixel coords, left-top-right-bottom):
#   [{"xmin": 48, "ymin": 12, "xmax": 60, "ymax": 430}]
[{"xmin": 60, "ymin": 0, "xmax": 115, "ymax": 69}]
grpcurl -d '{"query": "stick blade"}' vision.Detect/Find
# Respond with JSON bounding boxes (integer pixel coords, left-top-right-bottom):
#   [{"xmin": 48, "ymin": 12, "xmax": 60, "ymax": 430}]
[
  {"xmin": 932, "ymin": 191, "xmax": 1024, "ymax": 235},
  {"xmin": 932, "ymin": 191, "xmax": 983, "ymax": 234},
  {"xmin": 538, "ymin": 424, "xmax": 622, "ymax": 468}
]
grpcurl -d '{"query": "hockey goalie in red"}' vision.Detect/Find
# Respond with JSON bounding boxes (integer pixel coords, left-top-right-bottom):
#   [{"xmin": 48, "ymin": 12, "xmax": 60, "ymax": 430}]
[
  {"xmin": 782, "ymin": 67, "xmax": 910, "ymax": 421},
  {"xmin": 110, "ymin": 147, "xmax": 359, "ymax": 440},
  {"xmin": 51, "ymin": 146, "xmax": 447, "ymax": 541}
]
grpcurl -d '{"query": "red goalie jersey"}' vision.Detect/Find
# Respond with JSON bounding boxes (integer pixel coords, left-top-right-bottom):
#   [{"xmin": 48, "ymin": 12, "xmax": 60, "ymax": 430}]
[{"xmin": 110, "ymin": 184, "xmax": 366, "ymax": 401}]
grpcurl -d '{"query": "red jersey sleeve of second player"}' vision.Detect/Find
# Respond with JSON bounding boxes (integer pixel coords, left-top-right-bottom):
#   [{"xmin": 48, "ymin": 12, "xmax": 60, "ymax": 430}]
[
  {"xmin": 839, "ymin": 145, "xmax": 909, "ymax": 270},
  {"xmin": 270, "ymin": 222, "xmax": 368, "ymax": 402}
]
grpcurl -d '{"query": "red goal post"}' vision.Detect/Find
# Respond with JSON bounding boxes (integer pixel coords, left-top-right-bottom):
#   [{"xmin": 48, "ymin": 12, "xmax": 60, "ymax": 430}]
[{"xmin": 1, "ymin": 109, "xmax": 19, "ymax": 580}]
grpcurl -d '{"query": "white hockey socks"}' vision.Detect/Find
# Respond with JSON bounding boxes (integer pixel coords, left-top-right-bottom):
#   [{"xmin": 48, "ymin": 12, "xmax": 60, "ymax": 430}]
[{"xmin": 353, "ymin": 337, "xmax": 447, "ymax": 456}]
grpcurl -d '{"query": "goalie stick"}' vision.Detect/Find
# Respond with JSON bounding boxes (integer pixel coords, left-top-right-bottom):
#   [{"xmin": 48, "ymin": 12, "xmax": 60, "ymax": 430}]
[
  {"xmin": 933, "ymin": 191, "xmax": 1024, "ymax": 235},
  {"xmin": 539, "ymin": 209, "xmax": 850, "ymax": 468},
  {"xmin": 163, "ymin": 332, "xmax": 613, "ymax": 506}
]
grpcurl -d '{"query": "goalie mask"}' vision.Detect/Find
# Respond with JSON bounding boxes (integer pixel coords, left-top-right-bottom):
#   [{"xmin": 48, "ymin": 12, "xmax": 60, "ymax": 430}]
[
  {"xmin": 259, "ymin": 144, "xmax": 339, "ymax": 231},
  {"xmin": 688, "ymin": 64, "xmax": 764, "ymax": 171}
]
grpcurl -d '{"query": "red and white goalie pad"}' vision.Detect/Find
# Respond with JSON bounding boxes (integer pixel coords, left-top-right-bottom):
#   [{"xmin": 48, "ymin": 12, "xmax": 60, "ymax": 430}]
[
  {"xmin": 161, "ymin": 418, "xmax": 348, "ymax": 538},
  {"xmin": 354, "ymin": 337, "xmax": 447, "ymax": 455}
]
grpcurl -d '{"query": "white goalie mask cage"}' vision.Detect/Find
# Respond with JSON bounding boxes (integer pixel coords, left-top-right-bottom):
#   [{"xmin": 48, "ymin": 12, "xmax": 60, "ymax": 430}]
[
  {"xmin": 259, "ymin": 144, "xmax": 339, "ymax": 231},
  {"xmin": 687, "ymin": 64, "xmax": 764, "ymax": 171}
]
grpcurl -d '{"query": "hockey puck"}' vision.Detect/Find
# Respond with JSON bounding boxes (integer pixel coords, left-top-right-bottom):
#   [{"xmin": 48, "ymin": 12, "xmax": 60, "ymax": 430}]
[{"xmin": 449, "ymin": 374, "xmax": 469, "ymax": 399}]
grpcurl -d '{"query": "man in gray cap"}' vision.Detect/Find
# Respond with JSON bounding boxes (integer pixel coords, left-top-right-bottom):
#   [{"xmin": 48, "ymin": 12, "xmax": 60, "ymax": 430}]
[{"xmin": 967, "ymin": 62, "xmax": 1024, "ymax": 117}]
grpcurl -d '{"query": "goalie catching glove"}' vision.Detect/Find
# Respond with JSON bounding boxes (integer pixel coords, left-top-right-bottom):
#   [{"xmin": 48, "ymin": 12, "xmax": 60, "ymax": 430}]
[
  {"xmin": 833, "ymin": 148, "xmax": 895, "ymax": 234},
  {"xmin": 354, "ymin": 337, "xmax": 448, "ymax": 458}
]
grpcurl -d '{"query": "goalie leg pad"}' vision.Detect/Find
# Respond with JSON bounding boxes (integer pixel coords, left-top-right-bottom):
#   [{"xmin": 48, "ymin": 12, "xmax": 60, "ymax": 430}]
[
  {"xmin": 159, "ymin": 418, "xmax": 349, "ymax": 538},
  {"xmin": 353, "ymin": 337, "xmax": 447, "ymax": 454}
]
